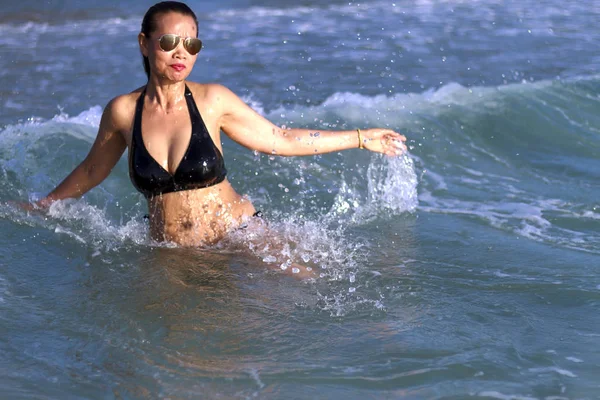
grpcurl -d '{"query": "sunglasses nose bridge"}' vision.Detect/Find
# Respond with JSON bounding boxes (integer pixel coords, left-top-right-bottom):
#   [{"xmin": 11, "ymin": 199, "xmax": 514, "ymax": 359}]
[{"xmin": 173, "ymin": 39, "xmax": 189, "ymax": 58}]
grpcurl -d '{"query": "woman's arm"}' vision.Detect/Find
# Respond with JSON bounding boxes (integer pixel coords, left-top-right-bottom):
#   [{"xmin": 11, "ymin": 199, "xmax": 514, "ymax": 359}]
[
  {"xmin": 214, "ymin": 85, "xmax": 407, "ymax": 157},
  {"xmin": 35, "ymin": 98, "xmax": 128, "ymax": 208}
]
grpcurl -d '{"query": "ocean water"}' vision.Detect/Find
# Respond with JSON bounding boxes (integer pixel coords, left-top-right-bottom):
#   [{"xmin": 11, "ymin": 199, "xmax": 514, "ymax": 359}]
[{"xmin": 1, "ymin": 0, "xmax": 599, "ymax": 398}]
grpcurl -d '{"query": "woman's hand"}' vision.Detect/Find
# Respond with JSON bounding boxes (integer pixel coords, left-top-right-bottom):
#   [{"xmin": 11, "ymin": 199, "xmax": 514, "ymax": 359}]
[
  {"xmin": 361, "ymin": 129, "xmax": 407, "ymax": 156},
  {"xmin": 7, "ymin": 200, "xmax": 48, "ymax": 213}
]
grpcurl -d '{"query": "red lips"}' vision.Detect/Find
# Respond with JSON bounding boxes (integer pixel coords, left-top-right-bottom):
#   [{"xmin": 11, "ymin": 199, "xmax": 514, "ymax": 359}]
[{"xmin": 171, "ymin": 64, "xmax": 186, "ymax": 72}]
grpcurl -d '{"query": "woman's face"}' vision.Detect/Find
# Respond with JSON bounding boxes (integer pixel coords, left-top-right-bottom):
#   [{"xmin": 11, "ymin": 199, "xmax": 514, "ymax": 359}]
[{"xmin": 141, "ymin": 12, "xmax": 199, "ymax": 83}]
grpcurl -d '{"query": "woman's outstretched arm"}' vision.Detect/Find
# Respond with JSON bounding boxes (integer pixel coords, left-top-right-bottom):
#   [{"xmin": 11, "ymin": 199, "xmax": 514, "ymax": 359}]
[
  {"xmin": 213, "ymin": 85, "xmax": 407, "ymax": 157},
  {"xmin": 34, "ymin": 97, "xmax": 129, "ymax": 208}
]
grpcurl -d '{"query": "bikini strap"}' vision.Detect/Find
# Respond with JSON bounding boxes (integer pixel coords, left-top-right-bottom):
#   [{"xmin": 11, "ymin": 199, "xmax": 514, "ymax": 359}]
[
  {"xmin": 132, "ymin": 88, "xmax": 146, "ymax": 143},
  {"xmin": 183, "ymin": 84, "xmax": 202, "ymax": 136}
]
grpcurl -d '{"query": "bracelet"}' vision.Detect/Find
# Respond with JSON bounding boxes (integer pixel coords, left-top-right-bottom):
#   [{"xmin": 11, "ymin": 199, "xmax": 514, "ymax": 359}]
[{"xmin": 357, "ymin": 129, "xmax": 364, "ymax": 149}]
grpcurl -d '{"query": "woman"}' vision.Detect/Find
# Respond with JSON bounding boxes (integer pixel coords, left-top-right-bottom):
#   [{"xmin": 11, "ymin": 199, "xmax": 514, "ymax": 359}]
[{"xmin": 33, "ymin": 1, "xmax": 407, "ymax": 247}]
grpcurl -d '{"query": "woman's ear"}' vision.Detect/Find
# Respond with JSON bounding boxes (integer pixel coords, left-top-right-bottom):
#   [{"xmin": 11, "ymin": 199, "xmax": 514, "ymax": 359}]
[{"xmin": 138, "ymin": 33, "xmax": 148, "ymax": 57}]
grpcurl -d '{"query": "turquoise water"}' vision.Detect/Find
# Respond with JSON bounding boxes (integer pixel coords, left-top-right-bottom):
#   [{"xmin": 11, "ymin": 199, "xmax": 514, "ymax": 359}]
[{"xmin": 1, "ymin": 0, "xmax": 599, "ymax": 398}]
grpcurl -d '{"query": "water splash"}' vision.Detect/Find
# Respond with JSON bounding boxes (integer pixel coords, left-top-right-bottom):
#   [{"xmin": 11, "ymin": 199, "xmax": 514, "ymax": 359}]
[
  {"xmin": 224, "ymin": 212, "xmax": 362, "ymax": 282},
  {"xmin": 0, "ymin": 199, "xmax": 150, "ymax": 252},
  {"xmin": 46, "ymin": 200, "xmax": 149, "ymax": 248},
  {"xmin": 328, "ymin": 154, "xmax": 418, "ymax": 224}
]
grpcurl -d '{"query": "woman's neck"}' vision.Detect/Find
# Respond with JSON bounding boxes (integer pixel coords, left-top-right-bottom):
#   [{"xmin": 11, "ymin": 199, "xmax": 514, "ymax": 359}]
[{"xmin": 145, "ymin": 79, "xmax": 187, "ymax": 114}]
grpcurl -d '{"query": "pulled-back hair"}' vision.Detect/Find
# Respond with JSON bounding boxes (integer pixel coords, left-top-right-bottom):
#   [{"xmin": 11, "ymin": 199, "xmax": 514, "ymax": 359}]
[{"xmin": 140, "ymin": 1, "xmax": 199, "ymax": 80}]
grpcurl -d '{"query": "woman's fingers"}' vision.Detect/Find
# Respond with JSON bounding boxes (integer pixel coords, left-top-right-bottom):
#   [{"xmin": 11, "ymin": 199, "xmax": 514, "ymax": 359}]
[
  {"xmin": 362, "ymin": 129, "xmax": 408, "ymax": 155},
  {"xmin": 382, "ymin": 133, "xmax": 407, "ymax": 154},
  {"xmin": 7, "ymin": 201, "xmax": 40, "ymax": 213}
]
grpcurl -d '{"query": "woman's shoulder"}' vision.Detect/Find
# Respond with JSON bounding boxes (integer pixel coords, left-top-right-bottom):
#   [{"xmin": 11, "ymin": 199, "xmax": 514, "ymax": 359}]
[
  {"xmin": 186, "ymin": 81, "xmax": 237, "ymax": 101},
  {"xmin": 102, "ymin": 86, "xmax": 145, "ymax": 128},
  {"xmin": 107, "ymin": 86, "xmax": 145, "ymax": 110}
]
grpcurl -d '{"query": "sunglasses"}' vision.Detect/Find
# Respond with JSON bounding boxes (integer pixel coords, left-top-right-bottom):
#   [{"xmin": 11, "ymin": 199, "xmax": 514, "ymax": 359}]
[{"xmin": 157, "ymin": 34, "xmax": 202, "ymax": 55}]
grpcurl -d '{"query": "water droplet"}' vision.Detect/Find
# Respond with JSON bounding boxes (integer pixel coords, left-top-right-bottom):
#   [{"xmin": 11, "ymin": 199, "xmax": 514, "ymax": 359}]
[{"xmin": 263, "ymin": 255, "xmax": 276, "ymax": 263}]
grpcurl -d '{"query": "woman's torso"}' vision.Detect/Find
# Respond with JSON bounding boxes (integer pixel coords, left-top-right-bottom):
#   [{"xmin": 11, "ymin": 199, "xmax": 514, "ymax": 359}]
[{"xmin": 120, "ymin": 82, "xmax": 255, "ymax": 246}]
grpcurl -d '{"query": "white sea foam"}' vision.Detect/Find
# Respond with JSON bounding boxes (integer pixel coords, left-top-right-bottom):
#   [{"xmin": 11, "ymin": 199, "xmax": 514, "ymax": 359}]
[
  {"xmin": 214, "ymin": 5, "xmax": 315, "ymax": 19},
  {"xmin": 0, "ymin": 107, "xmax": 102, "ymax": 153},
  {"xmin": 418, "ymin": 183, "xmax": 600, "ymax": 254},
  {"xmin": 0, "ymin": 17, "xmax": 140, "ymax": 37},
  {"xmin": 248, "ymin": 368, "xmax": 265, "ymax": 389},
  {"xmin": 0, "ymin": 275, "xmax": 9, "ymax": 304},
  {"xmin": 263, "ymin": 78, "xmax": 573, "ymax": 131},
  {"xmin": 581, "ymin": 210, "xmax": 600, "ymax": 220},
  {"xmin": 420, "ymin": 168, "xmax": 448, "ymax": 192},
  {"xmin": 240, "ymin": 95, "xmax": 265, "ymax": 116},
  {"xmin": 529, "ymin": 366, "xmax": 577, "ymax": 378},
  {"xmin": 477, "ymin": 392, "xmax": 538, "ymax": 400},
  {"xmin": 51, "ymin": 106, "xmax": 103, "ymax": 128},
  {"xmin": 565, "ymin": 356, "xmax": 583, "ymax": 363}
]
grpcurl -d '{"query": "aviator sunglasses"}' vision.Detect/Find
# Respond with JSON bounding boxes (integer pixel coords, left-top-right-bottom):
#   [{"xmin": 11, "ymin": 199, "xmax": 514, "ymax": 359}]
[{"xmin": 157, "ymin": 34, "xmax": 203, "ymax": 55}]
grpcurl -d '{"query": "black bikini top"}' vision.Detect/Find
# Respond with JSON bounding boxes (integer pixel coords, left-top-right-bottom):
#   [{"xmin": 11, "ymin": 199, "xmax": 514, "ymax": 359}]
[{"xmin": 129, "ymin": 85, "xmax": 227, "ymax": 198}]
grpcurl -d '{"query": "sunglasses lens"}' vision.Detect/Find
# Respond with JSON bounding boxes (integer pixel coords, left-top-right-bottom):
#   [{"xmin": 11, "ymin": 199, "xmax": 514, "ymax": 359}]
[
  {"xmin": 184, "ymin": 38, "xmax": 202, "ymax": 55},
  {"xmin": 158, "ymin": 34, "xmax": 180, "ymax": 51}
]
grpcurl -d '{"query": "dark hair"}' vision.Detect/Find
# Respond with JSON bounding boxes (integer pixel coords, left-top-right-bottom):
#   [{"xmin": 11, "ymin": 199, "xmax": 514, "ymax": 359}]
[{"xmin": 140, "ymin": 1, "xmax": 199, "ymax": 80}]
